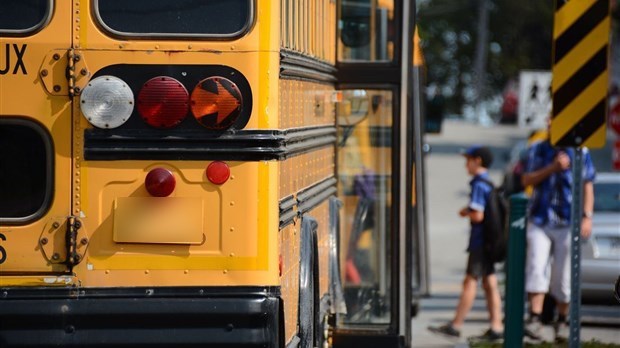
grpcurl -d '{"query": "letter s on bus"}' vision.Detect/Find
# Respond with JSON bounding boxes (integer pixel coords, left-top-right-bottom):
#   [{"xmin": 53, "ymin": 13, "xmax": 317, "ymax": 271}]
[{"xmin": 0, "ymin": 233, "xmax": 6, "ymax": 264}]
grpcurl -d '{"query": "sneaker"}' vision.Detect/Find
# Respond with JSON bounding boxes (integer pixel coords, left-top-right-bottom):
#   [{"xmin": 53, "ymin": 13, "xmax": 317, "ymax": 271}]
[
  {"xmin": 467, "ymin": 328, "xmax": 503, "ymax": 344},
  {"xmin": 524, "ymin": 317, "xmax": 543, "ymax": 340},
  {"xmin": 427, "ymin": 323, "xmax": 461, "ymax": 339},
  {"xmin": 554, "ymin": 320, "xmax": 569, "ymax": 343}
]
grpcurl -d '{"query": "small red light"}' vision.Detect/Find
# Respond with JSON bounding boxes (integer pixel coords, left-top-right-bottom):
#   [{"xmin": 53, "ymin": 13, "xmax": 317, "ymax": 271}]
[
  {"xmin": 206, "ymin": 161, "xmax": 230, "ymax": 185},
  {"xmin": 191, "ymin": 77, "xmax": 243, "ymax": 130},
  {"xmin": 137, "ymin": 76, "xmax": 189, "ymax": 129},
  {"xmin": 145, "ymin": 168, "xmax": 176, "ymax": 197}
]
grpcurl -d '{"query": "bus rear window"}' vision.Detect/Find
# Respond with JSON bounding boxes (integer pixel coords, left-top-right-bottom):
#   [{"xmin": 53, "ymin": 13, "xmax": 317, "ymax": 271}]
[
  {"xmin": 0, "ymin": 120, "xmax": 52, "ymax": 223},
  {"xmin": 0, "ymin": 0, "xmax": 51, "ymax": 35},
  {"xmin": 95, "ymin": 0, "xmax": 253, "ymax": 38}
]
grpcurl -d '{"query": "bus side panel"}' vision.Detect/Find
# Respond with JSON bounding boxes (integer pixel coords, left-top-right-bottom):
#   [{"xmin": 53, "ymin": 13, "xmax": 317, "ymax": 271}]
[
  {"xmin": 279, "ymin": 80, "xmax": 336, "ymax": 129},
  {"xmin": 279, "ymin": 223, "xmax": 300, "ymax": 344}
]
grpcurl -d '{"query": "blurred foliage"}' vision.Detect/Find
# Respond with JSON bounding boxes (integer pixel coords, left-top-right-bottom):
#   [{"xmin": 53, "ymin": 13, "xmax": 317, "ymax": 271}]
[{"xmin": 417, "ymin": 0, "xmax": 620, "ymax": 114}]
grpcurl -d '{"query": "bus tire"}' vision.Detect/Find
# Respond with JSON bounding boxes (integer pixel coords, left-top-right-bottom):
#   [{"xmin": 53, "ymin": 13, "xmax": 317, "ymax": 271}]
[{"xmin": 298, "ymin": 217, "xmax": 318, "ymax": 348}]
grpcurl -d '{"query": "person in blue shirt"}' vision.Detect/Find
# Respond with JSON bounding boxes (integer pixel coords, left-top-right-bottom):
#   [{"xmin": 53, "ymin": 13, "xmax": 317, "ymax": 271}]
[
  {"xmin": 522, "ymin": 138, "xmax": 595, "ymax": 343},
  {"xmin": 428, "ymin": 146, "xmax": 503, "ymax": 343}
]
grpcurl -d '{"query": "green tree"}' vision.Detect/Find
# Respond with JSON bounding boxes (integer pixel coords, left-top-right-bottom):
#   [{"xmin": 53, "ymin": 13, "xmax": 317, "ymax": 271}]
[{"xmin": 418, "ymin": 0, "xmax": 554, "ymax": 113}]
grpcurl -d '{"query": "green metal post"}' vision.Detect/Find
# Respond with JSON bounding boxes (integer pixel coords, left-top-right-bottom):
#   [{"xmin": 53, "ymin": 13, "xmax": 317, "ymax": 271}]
[{"xmin": 503, "ymin": 193, "xmax": 528, "ymax": 348}]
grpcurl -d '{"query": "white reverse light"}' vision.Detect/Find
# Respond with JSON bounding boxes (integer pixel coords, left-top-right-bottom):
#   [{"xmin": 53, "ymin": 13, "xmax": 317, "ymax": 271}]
[{"xmin": 80, "ymin": 76, "xmax": 134, "ymax": 129}]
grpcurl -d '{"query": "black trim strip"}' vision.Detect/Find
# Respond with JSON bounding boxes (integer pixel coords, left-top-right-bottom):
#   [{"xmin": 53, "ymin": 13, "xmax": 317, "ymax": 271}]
[
  {"xmin": 0, "ymin": 286, "xmax": 280, "ymax": 348},
  {"xmin": 84, "ymin": 126, "xmax": 336, "ymax": 161},
  {"xmin": 296, "ymin": 177, "xmax": 337, "ymax": 215},
  {"xmin": 278, "ymin": 177, "xmax": 337, "ymax": 229},
  {"xmin": 279, "ymin": 195, "xmax": 297, "ymax": 229},
  {"xmin": 0, "ymin": 286, "xmax": 280, "ymax": 299},
  {"xmin": 555, "ymin": 99, "xmax": 606, "ymax": 146},
  {"xmin": 552, "ymin": 45, "xmax": 607, "ymax": 117},
  {"xmin": 554, "ymin": 0, "xmax": 608, "ymax": 64},
  {"xmin": 0, "ymin": 271, "xmax": 69, "ymax": 277},
  {"xmin": 280, "ymin": 49, "xmax": 337, "ymax": 84}
]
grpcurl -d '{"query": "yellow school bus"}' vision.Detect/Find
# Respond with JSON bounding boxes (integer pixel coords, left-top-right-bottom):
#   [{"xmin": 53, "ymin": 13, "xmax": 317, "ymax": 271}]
[{"xmin": 0, "ymin": 1, "xmax": 427, "ymax": 347}]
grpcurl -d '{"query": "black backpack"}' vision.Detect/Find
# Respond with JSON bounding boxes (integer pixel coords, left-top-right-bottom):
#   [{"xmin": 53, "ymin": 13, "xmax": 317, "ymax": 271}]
[{"xmin": 479, "ymin": 178, "xmax": 509, "ymax": 263}]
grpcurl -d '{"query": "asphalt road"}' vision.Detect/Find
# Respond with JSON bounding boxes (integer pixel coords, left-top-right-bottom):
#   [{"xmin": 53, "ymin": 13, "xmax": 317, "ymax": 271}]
[{"xmin": 410, "ymin": 119, "xmax": 620, "ymax": 347}]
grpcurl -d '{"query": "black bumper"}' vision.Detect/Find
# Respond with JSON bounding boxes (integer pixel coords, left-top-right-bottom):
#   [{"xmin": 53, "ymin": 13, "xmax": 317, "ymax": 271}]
[{"xmin": 0, "ymin": 286, "xmax": 281, "ymax": 347}]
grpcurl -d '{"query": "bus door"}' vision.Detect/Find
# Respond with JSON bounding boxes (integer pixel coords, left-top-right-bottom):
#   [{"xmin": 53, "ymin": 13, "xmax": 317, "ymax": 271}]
[
  {"xmin": 332, "ymin": 0, "xmax": 420, "ymax": 347},
  {"xmin": 0, "ymin": 1, "xmax": 74, "ymax": 277}
]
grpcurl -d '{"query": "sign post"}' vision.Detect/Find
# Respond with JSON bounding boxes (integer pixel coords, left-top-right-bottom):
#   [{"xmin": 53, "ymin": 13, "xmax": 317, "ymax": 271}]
[
  {"xmin": 613, "ymin": 141, "xmax": 620, "ymax": 171},
  {"xmin": 569, "ymin": 149, "xmax": 583, "ymax": 347}
]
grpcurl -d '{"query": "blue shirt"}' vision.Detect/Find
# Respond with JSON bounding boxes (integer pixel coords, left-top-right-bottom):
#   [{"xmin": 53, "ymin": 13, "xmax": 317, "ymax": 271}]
[
  {"xmin": 525, "ymin": 140, "xmax": 596, "ymax": 227},
  {"xmin": 468, "ymin": 172, "xmax": 492, "ymax": 251}
]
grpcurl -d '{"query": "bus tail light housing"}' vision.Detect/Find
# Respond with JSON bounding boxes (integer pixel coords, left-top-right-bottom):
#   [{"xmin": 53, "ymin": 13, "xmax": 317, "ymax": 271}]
[
  {"xmin": 80, "ymin": 76, "xmax": 134, "ymax": 129},
  {"xmin": 137, "ymin": 76, "xmax": 189, "ymax": 129}
]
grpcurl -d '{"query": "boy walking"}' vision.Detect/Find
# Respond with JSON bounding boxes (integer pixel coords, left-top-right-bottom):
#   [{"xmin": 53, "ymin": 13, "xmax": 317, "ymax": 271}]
[
  {"xmin": 428, "ymin": 146, "xmax": 503, "ymax": 342},
  {"xmin": 522, "ymin": 139, "xmax": 595, "ymax": 342}
]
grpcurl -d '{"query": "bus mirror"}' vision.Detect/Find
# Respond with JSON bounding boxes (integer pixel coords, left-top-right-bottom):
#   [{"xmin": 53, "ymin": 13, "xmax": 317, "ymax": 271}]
[
  {"xmin": 340, "ymin": 2, "xmax": 371, "ymax": 48},
  {"xmin": 336, "ymin": 100, "xmax": 352, "ymax": 119},
  {"xmin": 337, "ymin": 90, "xmax": 369, "ymax": 126}
]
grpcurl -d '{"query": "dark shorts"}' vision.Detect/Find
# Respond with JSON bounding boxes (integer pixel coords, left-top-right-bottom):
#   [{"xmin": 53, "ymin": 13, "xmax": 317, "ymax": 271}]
[{"xmin": 466, "ymin": 249, "xmax": 495, "ymax": 278}]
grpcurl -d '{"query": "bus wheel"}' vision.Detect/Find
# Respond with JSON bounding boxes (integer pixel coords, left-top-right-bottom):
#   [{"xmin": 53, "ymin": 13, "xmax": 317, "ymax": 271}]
[{"xmin": 298, "ymin": 217, "xmax": 318, "ymax": 348}]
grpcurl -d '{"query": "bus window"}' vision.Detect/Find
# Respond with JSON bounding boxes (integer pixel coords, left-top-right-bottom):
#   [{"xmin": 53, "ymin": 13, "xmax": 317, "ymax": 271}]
[
  {"xmin": 95, "ymin": 0, "xmax": 253, "ymax": 38},
  {"xmin": 0, "ymin": 0, "xmax": 51, "ymax": 35},
  {"xmin": 0, "ymin": 119, "xmax": 52, "ymax": 223},
  {"xmin": 339, "ymin": 0, "xmax": 394, "ymax": 62}
]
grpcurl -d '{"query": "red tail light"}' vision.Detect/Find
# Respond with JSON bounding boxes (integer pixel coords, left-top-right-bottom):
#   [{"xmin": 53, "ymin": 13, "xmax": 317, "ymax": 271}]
[
  {"xmin": 191, "ymin": 77, "xmax": 242, "ymax": 130},
  {"xmin": 145, "ymin": 168, "xmax": 176, "ymax": 197},
  {"xmin": 206, "ymin": 161, "xmax": 230, "ymax": 185},
  {"xmin": 137, "ymin": 76, "xmax": 189, "ymax": 129}
]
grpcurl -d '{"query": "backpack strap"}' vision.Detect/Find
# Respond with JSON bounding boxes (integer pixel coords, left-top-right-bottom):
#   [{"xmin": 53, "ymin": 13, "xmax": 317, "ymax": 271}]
[{"xmin": 476, "ymin": 177, "xmax": 495, "ymax": 189}]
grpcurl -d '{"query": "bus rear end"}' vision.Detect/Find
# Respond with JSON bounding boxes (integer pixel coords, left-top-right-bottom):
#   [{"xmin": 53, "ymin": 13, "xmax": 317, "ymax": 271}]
[{"xmin": 1, "ymin": 1, "xmax": 291, "ymax": 346}]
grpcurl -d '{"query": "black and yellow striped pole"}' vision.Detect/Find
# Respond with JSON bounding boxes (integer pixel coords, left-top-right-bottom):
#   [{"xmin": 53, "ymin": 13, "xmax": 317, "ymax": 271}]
[
  {"xmin": 551, "ymin": 1, "xmax": 611, "ymax": 347},
  {"xmin": 551, "ymin": 0, "xmax": 611, "ymax": 148}
]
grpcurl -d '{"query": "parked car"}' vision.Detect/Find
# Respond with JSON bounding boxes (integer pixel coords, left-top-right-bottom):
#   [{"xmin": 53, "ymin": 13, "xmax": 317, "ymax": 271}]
[{"xmin": 581, "ymin": 172, "xmax": 620, "ymax": 303}]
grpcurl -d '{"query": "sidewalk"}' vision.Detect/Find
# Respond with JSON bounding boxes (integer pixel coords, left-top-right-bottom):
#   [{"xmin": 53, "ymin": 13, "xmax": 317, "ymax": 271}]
[{"xmin": 411, "ymin": 119, "xmax": 620, "ymax": 347}]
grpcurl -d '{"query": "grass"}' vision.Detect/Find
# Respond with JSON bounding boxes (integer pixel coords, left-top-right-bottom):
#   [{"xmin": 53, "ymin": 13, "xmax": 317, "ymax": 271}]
[{"xmin": 471, "ymin": 339, "xmax": 620, "ymax": 348}]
